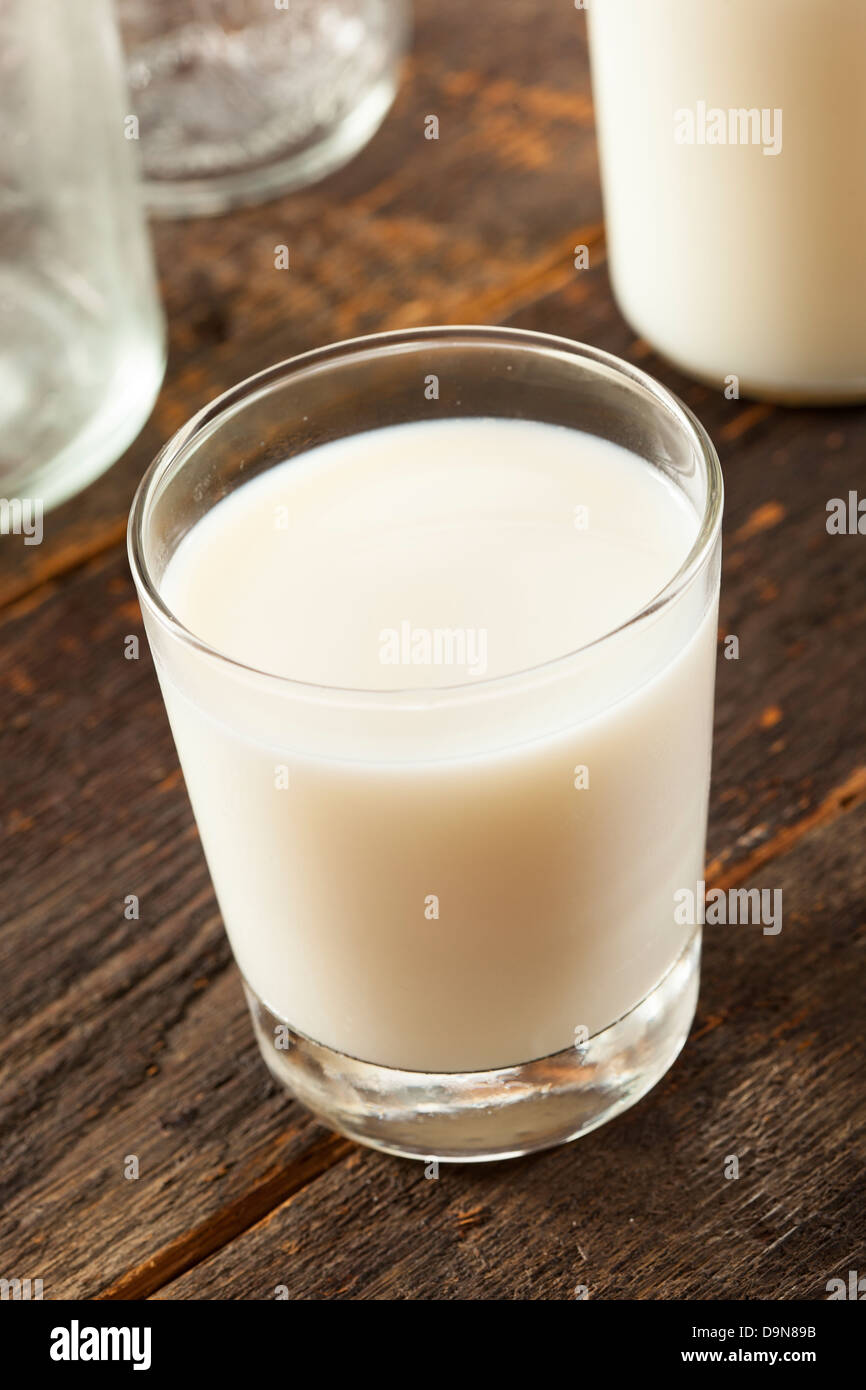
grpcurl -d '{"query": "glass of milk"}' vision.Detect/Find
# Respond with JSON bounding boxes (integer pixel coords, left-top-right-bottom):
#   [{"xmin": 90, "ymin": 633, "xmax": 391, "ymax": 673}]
[
  {"xmin": 587, "ymin": 0, "xmax": 866, "ymax": 403},
  {"xmin": 128, "ymin": 327, "xmax": 723, "ymax": 1162}
]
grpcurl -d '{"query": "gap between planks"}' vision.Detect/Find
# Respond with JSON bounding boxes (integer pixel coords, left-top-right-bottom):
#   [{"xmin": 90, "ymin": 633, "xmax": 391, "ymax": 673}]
[
  {"xmin": 96, "ymin": 763, "xmax": 866, "ymax": 1301},
  {"xmin": 97, "ymin": 1133, "xmax": 354, "ymax": 1301}
]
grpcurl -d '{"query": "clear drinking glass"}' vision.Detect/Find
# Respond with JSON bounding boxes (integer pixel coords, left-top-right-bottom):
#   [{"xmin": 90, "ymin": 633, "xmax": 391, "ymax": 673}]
[
  {"xmin": 129, "ymin": 327, "xmax": 723, "ymax": 1162},
  {"xmin": 0, "ymin": 0, "xmax": 166, "ymax": 512},
  {"xmin": 119, "ymin": 0, "xmax": 411, "ymax": 216}
]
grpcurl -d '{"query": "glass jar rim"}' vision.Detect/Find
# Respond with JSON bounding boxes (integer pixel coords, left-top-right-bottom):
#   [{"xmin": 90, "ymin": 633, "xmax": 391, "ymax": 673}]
[{"xmin": 127, "ymin": 325, "xmax": 724, "ymax": 704}]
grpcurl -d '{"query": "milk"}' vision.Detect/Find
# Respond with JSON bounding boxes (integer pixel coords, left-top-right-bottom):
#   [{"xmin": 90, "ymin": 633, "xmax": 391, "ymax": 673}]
[
  {"xmin": 588, "ymin": 0, "xmax": 866, "ymax": 402},
  {"xmin": 153, "ymin": 417, "xmax": 718, "ymax": 1072}
]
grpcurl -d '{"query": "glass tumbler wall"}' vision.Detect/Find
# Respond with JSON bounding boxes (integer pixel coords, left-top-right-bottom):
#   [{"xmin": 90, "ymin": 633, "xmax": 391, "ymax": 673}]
[
  {"xmin": 0, "ymin": 0, "xmax": 165, "ymax": 512},
  {"xmin": 129, "ymin": 328, "xmax": 723, "ymax": 1162}
]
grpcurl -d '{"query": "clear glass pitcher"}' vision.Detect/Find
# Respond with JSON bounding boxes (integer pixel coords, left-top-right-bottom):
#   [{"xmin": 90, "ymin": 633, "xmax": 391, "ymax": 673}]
[
  {"xmin": 0, "ymin": 0, "xmax": 166, "ymax": 513},
  {"xmin": 119, "ymin": 0, "xmax": 411, "ymax": 216}
]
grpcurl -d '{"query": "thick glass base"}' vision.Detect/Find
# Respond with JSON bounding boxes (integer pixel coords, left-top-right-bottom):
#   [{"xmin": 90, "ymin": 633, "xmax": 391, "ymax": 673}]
[
  {"xmin": 244, "ymin": 931, "xmax": 701, "ymax": 1163},
  {"xmin": 140, "ymin": 72, "xmax": 399, "ymax": 218}
]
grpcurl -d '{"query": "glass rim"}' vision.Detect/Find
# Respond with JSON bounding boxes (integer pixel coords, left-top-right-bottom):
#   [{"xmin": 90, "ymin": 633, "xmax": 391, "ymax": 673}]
[{"xmin": 127, "ymin": 325, "xmax": 724, "ymax": 704}]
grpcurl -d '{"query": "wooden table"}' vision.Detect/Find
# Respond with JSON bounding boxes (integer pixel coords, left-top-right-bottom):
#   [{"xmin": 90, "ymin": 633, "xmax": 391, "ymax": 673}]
[{"xmin": 2, "ymin": 1, "xmax": 864, "ymax": 1301}]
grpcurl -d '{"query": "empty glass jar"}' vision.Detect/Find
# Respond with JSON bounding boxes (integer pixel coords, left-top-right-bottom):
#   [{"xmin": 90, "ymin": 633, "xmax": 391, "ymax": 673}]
[{"xmin": 119, "ymin": 0, "xmax": 411, "ymax": 216}]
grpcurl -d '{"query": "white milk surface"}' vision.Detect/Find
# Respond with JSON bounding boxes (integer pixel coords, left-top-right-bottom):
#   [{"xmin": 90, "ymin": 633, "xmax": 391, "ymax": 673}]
[{"xmin": 156, "ymin": 418, "xmax": 716, "ymax": 1071}]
